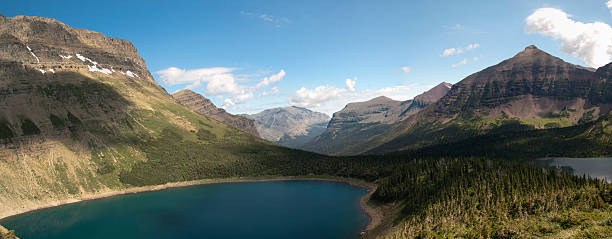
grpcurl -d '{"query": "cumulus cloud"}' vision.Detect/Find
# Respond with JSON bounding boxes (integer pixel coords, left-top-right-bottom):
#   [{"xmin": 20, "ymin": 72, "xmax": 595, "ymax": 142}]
[
  {"xmin": 441, "ymin": 48, "xmax": 462, "ymax": 57},
  {"xmin": 156, "ymin": 67, "xmax": 285, "ymax": 109},
  {"xmin": 526, "ymin": 8, "xmax": 612, "ymax": 68},
  {"xmin": 401, "ymin": 66, "xmax": 412, "ymax": 73},
  {"xmin": 441, "ymin": 43, "xmax": 479, "ymax": 57},
  {"xmin": 452, "ymin": 59, "xmax": 468, "ymax": 67},
  {"xmin": 290, "ymin": 85, "xmax": 346, "ymax": 108},
  {"xmin": 345, "ymin": 77, "xmax": 357, "ymax": 92},
  {"xmin": 156, "ymin": 67, "xmax": 236, "ymax": 92},
  {"xmin": 289, "ymin": 78, "xmax": 429, "ymax": 115}
]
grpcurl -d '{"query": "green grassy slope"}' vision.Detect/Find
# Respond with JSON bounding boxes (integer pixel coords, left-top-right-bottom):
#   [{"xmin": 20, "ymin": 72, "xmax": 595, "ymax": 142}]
[{"xmin": 386, "ymin": 113, "xmax": 612, "ymax": 159}]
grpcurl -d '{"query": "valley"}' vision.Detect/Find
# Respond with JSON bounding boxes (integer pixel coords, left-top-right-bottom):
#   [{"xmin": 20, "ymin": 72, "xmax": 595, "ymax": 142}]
[{"xmin": 0, "ymin": 11, "xmax": 610, "ymax": 239}]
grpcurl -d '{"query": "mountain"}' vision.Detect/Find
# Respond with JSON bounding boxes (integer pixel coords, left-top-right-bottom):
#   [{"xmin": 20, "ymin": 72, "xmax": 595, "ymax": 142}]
[
  {"xmin": 413, "ymin": 82, "xmax": 452, "ymax": 104},
  {"xmin": 172, "ymin": 89, "xmax": 260, "ymax": 138},
  {"xmin": 0, "ymin": 15, "xmax": 609, "ymax": 239},
  {"xmin": 0, "ymin": 15, "xmax": 322, "ymax": 218},
  {"xmin": 368, "ymin": 45, "xmax": 612, "ymax": 154},
  {"xmin": 302, "ymin": 82, "xmax": 451, "ymax": 155},
  {"xmin": 245, "ymin": 106, "xmax": 330, "ymax": 149}
]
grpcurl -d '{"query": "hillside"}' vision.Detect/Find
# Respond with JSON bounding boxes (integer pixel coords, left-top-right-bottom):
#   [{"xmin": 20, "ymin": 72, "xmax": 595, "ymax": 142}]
[
  {"xmin": 172, "ymin": 89, "xmax": 260, "ymax": 137},
  {"xmin": 398, "ymin": 112, "xmax": 612, "ymax": 159},
  {"xmin": 0, "ymin": 15, "xmax": 308, "ymax": 218},
  {"xmin": 368, "ymin": 45, "xmax": 612, "ymax": 154},
  {"xmin": 303, "ymin": 82, "xmax": 451, "ymax": 155},
  {"xmin": 245, "ymin": 106, "xmax": 330, "ymax": 149}
]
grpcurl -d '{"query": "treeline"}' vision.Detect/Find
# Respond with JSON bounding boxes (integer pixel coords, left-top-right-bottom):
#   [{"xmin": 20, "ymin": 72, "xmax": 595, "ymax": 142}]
[
  {"xmin": 394, "ymin": 114, "xmax": 612, "ymax": 160},
  {"xmin": 117, "ymin": 125, "xmax": 611, "ymax": 238}
]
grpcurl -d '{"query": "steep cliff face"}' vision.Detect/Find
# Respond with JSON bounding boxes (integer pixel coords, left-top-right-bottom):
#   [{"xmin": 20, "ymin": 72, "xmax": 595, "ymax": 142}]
[
  {"xmin": 172, "ymin": 90, "xmax": 260, "ymax": 138},
  {"xmin": 432, "ymin": 45, "xmax": 603, "ymax": 122},
  {"xmin": 245, "ymin": 106, "xmax": 330, "ymax": 149},
  {"xmin": 0, "ymin": 15, "xmax": 156, "ymax": 85},
  {"xmin": 0, "ymin": 15, "xmax": 279, "ymax": 219},
  {"xmin": 368, "ymin": 46, "xmax": 612, "ymax": 154},
  {"xmin": 303, "ymin": 83, "xmax": 451, "ymax": 155}
]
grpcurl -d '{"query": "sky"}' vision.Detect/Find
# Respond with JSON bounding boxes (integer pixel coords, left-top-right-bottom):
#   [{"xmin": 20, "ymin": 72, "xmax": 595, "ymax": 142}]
[{"xmin": 3, "ymin": 0, "xmax": 612, "ymax": 115}]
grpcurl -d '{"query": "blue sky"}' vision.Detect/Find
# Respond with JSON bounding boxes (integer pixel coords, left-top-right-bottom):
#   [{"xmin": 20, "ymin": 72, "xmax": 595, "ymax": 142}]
[{"xmin": 3, "ymin": 0, "xmax": 612, "ymax": 115}]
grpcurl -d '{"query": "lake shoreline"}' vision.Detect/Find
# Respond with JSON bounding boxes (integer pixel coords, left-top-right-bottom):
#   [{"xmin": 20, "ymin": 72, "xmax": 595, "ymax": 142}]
[{"xmin": 0, "ymin": 176, "xmax": 382, "ymax": 234}]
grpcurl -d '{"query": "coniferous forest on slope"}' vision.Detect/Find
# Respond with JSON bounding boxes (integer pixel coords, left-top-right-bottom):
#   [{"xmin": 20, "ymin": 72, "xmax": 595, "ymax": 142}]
[{"xmin": 116, "ymin": 122, "xmax": 612, "ymax": 238}]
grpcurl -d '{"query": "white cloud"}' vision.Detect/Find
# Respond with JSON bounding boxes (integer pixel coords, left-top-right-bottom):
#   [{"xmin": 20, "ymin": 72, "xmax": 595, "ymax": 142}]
[
  {"xmin": 345, "ymin": 77, "xmax": 357, "ymax": 92},
  {"xmin": 223, "ymin": 99, "xmax": 235, "ymax": 109},
  {"xmin": 526, "ymin": 8, "xmax": 612, "ymax": 68},
  {"xmin": 608, "ymin": 0, "xmax": 612, "ymax": 15},
  {"xmin": 240, "ymin": 11, "xmax": 291, "ymax": 28},
  {"xmin": 401, "ymin": 66, "xmax": 412, "ymax": 73},
  {"xmin": 290, "ymin": 85, "xmax": 346, "ymax": 109},
  {"xmin": 441, "ymin": 48, "xmax": 461, "ymax": 57},
  {"xmin": 452, "ymin": 59, "xmax": 468, "ymax": 67},
  {"xmin": 466, "ymin": 43, "xmax": 480, "ymax": 50},
  {"xmin": 289, "ymin": 78, "xmax": 429, "ymax": 115},
  {"xmin": 261, "ymin": 86, "xmax": 280, "ymax": 96},
  {"xmin": 441, "ymin": 43, "xmax": 480, "ymax": 57},
  {"xmin": 156, "ymin": 67, "xmax": 285, "ymax": 109},
  {"xmin": 255, "ymin": 69, "xmax": 285, "ymax": 89}
]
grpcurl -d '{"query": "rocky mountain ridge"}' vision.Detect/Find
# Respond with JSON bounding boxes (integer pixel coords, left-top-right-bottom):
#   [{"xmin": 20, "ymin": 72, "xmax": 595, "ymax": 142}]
[
  {"xmin": 245, "ymin": 106, "xmax": 330, "ymax": 149},
  {"xmin": 172, "ymin": 89, "xmax": 260, "ymax": 137},
  {"xmin": 0, "ymin": 15, "xmax": 155, "ymax": 85},
  {"xmin": 368, "ymin": 45, "xmax": 612, "ymax": 154},
  {"xmin": 302, "ymin": 82, "xmax": 452, "ymax": 155}
]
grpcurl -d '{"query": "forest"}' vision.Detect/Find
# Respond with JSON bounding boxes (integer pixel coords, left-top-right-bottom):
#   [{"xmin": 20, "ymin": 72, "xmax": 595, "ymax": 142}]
[{"xmin": 117, "ymin": 125, "xmax": 611, "ymax": 238}]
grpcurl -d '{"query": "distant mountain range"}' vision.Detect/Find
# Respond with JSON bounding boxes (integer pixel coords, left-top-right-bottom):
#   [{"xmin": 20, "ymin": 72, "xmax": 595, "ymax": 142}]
[
  {"xmin": 170, "ymin": 91, "xmax": 332, "ymax": 150},
  {"xmin": 301, "ymin": 82, "xmax": 452, "ymax": 155},
  {"xmin": 170, "ymin": 45, "xmax": 611, "ymax": 157},
  {"xmin": 368, "ymin": 45, "xmax": 611, "ymax": 154},
  {"xmin": 244, "ymin": 106, "xmax": 330, "ymax": 149},
  {"xmin": 172, "ymin": 89, "xmax": 260, "ymax": 138}
]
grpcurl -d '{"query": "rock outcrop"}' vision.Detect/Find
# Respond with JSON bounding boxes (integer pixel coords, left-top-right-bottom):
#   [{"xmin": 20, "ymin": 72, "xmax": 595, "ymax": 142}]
[{"xmin": 172, "ymin": 89, "xmax": 260, "ymax": 138}]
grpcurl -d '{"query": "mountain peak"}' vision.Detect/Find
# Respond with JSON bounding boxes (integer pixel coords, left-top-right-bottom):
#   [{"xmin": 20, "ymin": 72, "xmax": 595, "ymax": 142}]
[
  {"xmin": 437, "ymin": 82, "xmax": 452, "ymax": 89},
  {"xmin": 497, "ymin": 44, "xmax": 570, "ymax": 68},
  {"xmin": 174, "ymin": 89, "xmax": 196, "ymax": 94},
  {"xmin": 514, "ymin": 45, "xmax": 549, "ymax": 57},
  {"xmin": 246, "ymin": 106, "xmax": 330, "ymax": 144},
  {"xmin": 370, "ymin": 96, "xmax": 393, "ymax": 102},
  {"xmin": 524, "ymin": 45, "xmax": 539, "ymax": 51},
  {"xmin": 413, "ymin": 82, "xmax": 452, "ymax": 103}
]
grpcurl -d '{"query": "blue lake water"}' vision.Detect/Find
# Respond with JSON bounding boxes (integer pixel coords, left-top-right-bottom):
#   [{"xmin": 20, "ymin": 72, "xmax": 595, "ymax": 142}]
[
  {"xmin": 534, "ymin": 158, "xmax": 612, "ymax": 183},
  {"xmin": 0, "ymin": 180, "xmax": 370, "ymax": 239}
]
